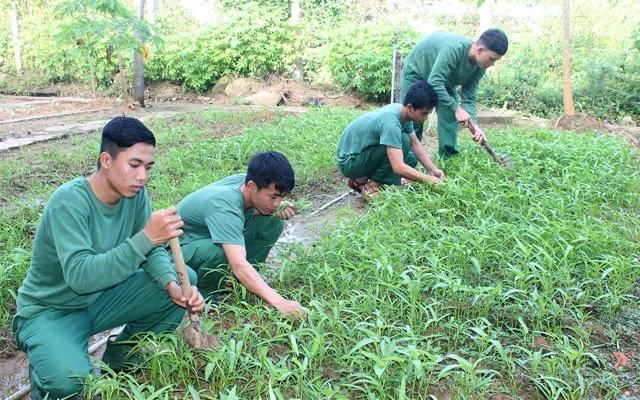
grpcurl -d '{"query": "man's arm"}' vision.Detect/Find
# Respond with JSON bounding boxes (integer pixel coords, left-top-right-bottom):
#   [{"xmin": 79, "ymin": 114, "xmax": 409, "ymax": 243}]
[
  {"xmin": 386, "ymin": 145, "xmax": 441, "ymax": 184},
  {"xmin": 459, "ymin": 72, "xmax": 487, "ymax": 143},
  {"xmin": 222, "ymin": 243, "xmax": 305, "ymax": 318},
  {"xmin": 408, "ymin": 133, "xmax": 445, "ymax": 179},
  {"xmin": 460, "ymin": 70, "xmax": 485, "ymax": 123},
  {"xmin": 427, "ymin": 47, "xmax": 462, "ymax": 113},
  {"xmin": 139, "ymin": 206, "xmax": 185, "ymax": 290}
]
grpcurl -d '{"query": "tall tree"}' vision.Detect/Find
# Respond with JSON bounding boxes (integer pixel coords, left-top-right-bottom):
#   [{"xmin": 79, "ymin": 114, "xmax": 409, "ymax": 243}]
[
  {"xmin": 10, "ymin": 0, "xmax": 22, "ymax": 75},
  {"xmin": 562, "ymin": 0, "xmax": 575, "ymax": 115},
  {"xmin": 291, "ymin": 0, "xmax": 303, "ymax": 82},
  {"xmin": 133, "ymin": 0, "xmax": 145, "ymax": 107},
  {"xmin": 54, "ymin": 0, "xmax": 158, "ymax": 102}
]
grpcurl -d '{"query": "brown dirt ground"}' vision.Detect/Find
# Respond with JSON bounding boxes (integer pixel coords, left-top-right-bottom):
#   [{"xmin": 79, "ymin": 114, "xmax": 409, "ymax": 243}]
[
  {"xmin": 0, "ymin": 79, "xmax": 375, "ymax": 142},
  {"xmin": 555, "ymin": 112, "xmax": 640, "ymax": 149},
  {"xmin": 1, "ymin": 80, "xmax": 639, "ymax": 399}
]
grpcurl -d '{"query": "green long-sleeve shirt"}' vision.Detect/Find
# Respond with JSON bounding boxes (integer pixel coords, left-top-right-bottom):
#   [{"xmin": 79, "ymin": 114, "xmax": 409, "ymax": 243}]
[
  {"xmin": 336, "ymin": 103, "xmax": 412, "ymax": 164},
  {"xmin": 15, "ymin": 178, "xmax": 177, "ymax": 320},
  {"xmin": 403, "ymin": 30, "xmax": 485, "ymax": 122},
  {"xmin": 177, "ymin": 174, "xmax": 250, "ymax": 248}
]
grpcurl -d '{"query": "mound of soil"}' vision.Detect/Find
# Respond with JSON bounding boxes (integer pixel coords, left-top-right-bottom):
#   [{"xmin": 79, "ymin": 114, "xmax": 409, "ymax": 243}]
[{"xmin": 555, "ymin": 113, "xmax": 605, "ymax": 132}]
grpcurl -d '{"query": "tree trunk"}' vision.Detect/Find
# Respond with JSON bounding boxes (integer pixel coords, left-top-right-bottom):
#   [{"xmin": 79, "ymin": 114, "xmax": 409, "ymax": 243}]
[
  {"xmin": 562, "ymin": 0, "xmax": 575, "ymax": 116},
  {"xmin": 118, "ymin": 53, "xmax": 132, "ymax": 104},
  {"xmin": 291, "ymin": 0, "xmax": 303, "ymax": 82},
  {"xmin": 391, "ymin": 49, "xmax": 402, "ymax": 104},
  {"xmin": 478, "ymin": 0, "xmax": 493, "ymax": 35},
  {"xmin": 147, "ymin": 0, "xmax": 157, "ymax": 24},
  {"xmin": 133, "ymin": 0, "xmax": 145, "ymax": 107},
  {"xmin": 10, "ymin": 1, "xmax": 22, "ymax": 75}
]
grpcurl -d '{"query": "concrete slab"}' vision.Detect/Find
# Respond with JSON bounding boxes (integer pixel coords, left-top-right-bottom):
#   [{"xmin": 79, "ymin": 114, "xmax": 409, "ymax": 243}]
[
  {"xmin": 0, "ymin": 121, "xmax": 107, "ymax": 152},
  {"xmin": 477, "ymin": 111, "xmax": 513, "ymax": 125},
  {"xmin": 0, "ymin": 133, "xmax": 63, "ymax": 151}
]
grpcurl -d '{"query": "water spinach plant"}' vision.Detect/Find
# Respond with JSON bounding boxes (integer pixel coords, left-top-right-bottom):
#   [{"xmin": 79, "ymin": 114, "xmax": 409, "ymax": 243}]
[{"xmin": 1, "ymin": 107, "xmax": 639, "ymax": 399}]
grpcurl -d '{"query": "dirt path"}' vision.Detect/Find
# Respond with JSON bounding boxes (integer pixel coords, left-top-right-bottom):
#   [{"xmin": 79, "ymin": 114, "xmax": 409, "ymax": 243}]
[
  {"xmin": 0, "ymin": 79, "xmax": 372, "ymax": 146},
  {"xmin": 0, "ymin": 98, "xmax": 307, "ymax": 153}
]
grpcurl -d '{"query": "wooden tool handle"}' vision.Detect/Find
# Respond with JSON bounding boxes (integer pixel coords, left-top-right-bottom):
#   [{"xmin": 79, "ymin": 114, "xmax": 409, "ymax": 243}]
[
  {"xmin": 169, "ymin": 237, "xmax": 192, "ymax": 299},
  {"xmin": 469, "ymin": 124, "xmax": 498, "ymax": 161},
  {"xmin": 469, "ymin": 125, "xmax": 509, "ymax": 168},
  {"xmin": 482, "ymin": 141, "xmax": 503, "ymax": 164}
]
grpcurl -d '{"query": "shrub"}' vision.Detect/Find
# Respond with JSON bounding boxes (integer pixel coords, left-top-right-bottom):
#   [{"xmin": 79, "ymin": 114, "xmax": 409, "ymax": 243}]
[
  {"xmin": 573, "ymin": 51, "xmax": 640, "ymax": 121},
  {"xmin": 146, "ymin": 4, "xmax": 294, "ymax": 92},
  {"xmin": 481, "ymin": 41, "xmax": 640, "ymax": 121},
  {"xmin": 325, "ymin": 24, "xmax": 418, "ymax": 102}
]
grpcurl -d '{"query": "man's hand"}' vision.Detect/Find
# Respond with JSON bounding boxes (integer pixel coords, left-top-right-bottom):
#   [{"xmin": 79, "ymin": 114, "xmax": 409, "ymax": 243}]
[
  {"xmin": 468, "ymin": 124, "xmax": 487, "ymax": 143},
  {"xmin": 277, "ymin": 201, "xmax": 300, "ymax": 220},
  {"xmin": 431, "ymin": 168, "xmax": 446, "ymax": 180},
  {"xmin": 166, "ymin": 281, "xmax": 206, "ymax": 313},
  {"xmin": 272, "ymin": 298, "xmax": 306, "ymax": 319},
  {"xmin": 144, "ymin": 206, "xmax": 184, "ymax": 245},
  {"xmin": 455, "ymin": 107, "xmax": 472, "ymax": 127}
]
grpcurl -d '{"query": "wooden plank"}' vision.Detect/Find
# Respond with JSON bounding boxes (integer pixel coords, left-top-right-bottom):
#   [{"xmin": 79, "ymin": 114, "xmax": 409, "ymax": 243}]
[
  {"xmin": 0, "ymin": 107, "xmax": 115, "ymax": 125},
  {"xmin": 0, "ymin": 89, "xmax": 60, "ymax": 97}
]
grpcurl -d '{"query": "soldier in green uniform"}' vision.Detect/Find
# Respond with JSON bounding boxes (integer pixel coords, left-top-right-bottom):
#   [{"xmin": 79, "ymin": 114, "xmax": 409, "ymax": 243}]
[
  {"xmin": 176, "ymin": 151, "xmax": 306, "ymax": 318},
  {"xmin": 336, "ymin": 81, "xmax": 445, "ymax": 197},
  {"xmin": 401, "ymin": 29, "xmax": 509, "ymax": 158},
  {"xmin": 12, "ymin": 117, "xmax": 205, "ymax": 399}
]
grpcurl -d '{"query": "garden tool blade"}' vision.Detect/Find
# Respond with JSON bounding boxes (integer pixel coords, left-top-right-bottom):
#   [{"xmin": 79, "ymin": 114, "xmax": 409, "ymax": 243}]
[{"xmin": 169, "ymin": 238, "xmax": 220, "ymax": 349}]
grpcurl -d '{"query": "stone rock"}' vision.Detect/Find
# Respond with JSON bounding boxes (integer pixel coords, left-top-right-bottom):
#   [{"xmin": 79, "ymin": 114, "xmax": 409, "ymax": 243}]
[
  {"xmin": 242, "ymin": 91, "xmax": 283, "ymax": 107},
  {"xmin": 477, "ymin": 111, "xmax": 513, "ymax": 125},
  {"xmin": 211, "ymin": 75, "xmax": 234, "ymax": 95},
  {"xmin": 224, "ymin": 77, "xmax": 261, "ymax": 98},
  {"xmin": 620, "ymin": 116, "xmax": 636, "ymax": 126}
]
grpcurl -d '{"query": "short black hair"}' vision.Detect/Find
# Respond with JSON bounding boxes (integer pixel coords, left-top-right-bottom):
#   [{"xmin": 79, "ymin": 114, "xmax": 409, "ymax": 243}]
[
  {"xmin": 97, "ymin": 117, "xmax": 156, "ymax": 169},
  {"xmin": 478, "ymin": 28, "xmax": 509, "ymax": 56},
  {"xmin": 402, "ymin": 81, "xmax": 438, "ymax": 110},
  {"xmin": 246, "ymin": 151, "xmax": 295, "ymax": 194}
]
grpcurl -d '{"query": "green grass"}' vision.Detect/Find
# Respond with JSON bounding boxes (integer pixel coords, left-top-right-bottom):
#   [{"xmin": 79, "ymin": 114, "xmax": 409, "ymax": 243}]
[{"xmin": 2, "ymin": 107, "xmax": 639, "ymax": 399}]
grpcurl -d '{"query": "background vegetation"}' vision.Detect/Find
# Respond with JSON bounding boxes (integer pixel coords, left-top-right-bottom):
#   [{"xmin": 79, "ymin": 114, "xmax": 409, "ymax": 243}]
[{"xmin": 0, "ymin": 0, "xmax": 639, "ymax": 121}]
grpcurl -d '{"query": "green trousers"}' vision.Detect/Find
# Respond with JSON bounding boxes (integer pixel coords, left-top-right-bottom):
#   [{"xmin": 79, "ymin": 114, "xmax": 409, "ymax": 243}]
[
  {"xmin": 338, "ymin": 134, "xmax": 416, "ymax": 185},
  {"xmin": 12, "ymin": 268, "xmax": 196, "ymax": 400},
  {"xmin": 400, "ymin": 77, "xmax": 460, "ymax": 159},
  {"xmin": 178, "ymin": 213, "xmax": 285, "ymax": 301}
]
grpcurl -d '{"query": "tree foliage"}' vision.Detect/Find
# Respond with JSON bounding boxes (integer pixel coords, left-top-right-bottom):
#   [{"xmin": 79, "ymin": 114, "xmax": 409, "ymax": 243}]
[
  {"xmin": 50, "ymin": 0, "xmax": 160, "ymax": 96},
  {"xmin": 325, "ymin": 24, "xmax": 417, "ymax": 102},
  {"xmin": 0, "ymin": 0, "xmax": 639, "ymax": 121},
  {"xmin": 633, "ymin": 22, "xmax": 640, "ymax": 51},
  {"xmin": 53, "ymin": 0, "xmax": 159, "ymax": 56},
  {"xmin": 145, "ymin": 3, "xmax": 293, "ymax": 92}
]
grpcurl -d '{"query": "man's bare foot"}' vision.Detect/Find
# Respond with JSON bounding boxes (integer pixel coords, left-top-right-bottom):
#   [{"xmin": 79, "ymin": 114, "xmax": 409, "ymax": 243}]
[
  {"xmin": 347, "ymin": 177, "xmax": 368, "ymax": 193},
  {"xmin": 362, "ymin": 181, "xmax": 381, "ymax": 198}
]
